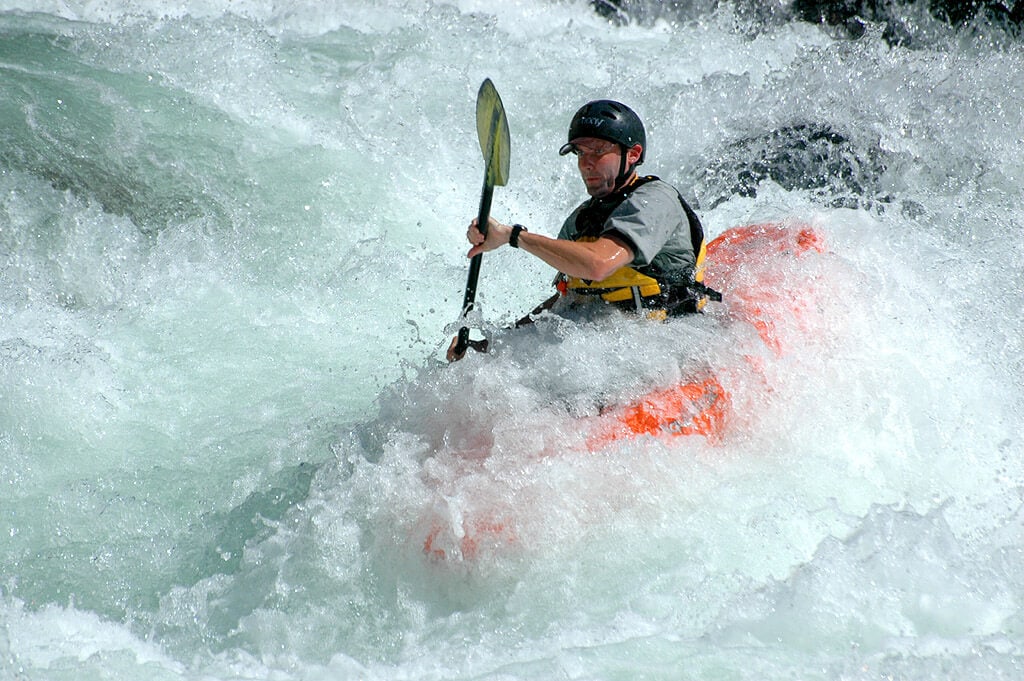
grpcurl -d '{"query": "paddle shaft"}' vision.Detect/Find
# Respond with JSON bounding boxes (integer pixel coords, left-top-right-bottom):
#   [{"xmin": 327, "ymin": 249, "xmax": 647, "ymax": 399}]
[
  {"xmin": 451, "ymin": 78, "xmax": 508, "ymax": 358},
  {"xmin": 454, "ymin": 177, "xmax": 494, "ymax": 354}
]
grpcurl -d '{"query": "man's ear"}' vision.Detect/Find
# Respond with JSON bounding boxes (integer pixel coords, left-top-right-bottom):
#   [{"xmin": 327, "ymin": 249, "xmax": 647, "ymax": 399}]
[{"xmin": 627, "ymin": 144, "xmax": 643, "ymax": 165}]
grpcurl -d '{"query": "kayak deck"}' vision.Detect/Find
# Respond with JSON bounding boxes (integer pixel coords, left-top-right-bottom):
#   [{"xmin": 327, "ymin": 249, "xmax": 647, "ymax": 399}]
[{"xmin": 419, "ymin": 222, "xmax": 827, "ymax": 562}]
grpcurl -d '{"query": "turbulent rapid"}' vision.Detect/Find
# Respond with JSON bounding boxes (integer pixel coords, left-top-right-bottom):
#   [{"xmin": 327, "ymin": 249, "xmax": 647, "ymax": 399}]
[{"xmin": 1, "ymin": 1, "xmax": 1022, "ymax": 679}]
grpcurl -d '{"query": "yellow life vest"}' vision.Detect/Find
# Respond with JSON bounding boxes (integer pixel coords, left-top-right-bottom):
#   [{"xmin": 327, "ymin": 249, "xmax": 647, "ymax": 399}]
[{"xmin": 560, "ymin": 235, "xmax": 712, "ymax": 313}]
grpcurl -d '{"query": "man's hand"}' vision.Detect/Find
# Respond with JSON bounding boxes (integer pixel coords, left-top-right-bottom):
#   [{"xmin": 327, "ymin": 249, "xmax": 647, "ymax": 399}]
[
  {"xmin": 446, "ymin": 336, "xmax": 489, "ymax": 362},
  {"xmin": 466, "ymin": 217, "xmax": 512, "ymax": 258},
  {"xmin": 446, "ymin": 336, "xmax": 466, "ymax": 362}
]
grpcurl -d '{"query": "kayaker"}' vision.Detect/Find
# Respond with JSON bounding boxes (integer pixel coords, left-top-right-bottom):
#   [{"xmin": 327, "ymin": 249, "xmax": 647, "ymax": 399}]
[{"xmin": 448, "ymin": 99, "xmax": 717, "ymax": 362}]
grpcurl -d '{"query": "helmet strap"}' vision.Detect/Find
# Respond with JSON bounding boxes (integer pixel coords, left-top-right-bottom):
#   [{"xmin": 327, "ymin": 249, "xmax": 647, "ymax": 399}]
[{"xmin": 613, "ymin": 144, "xmax": 638, "ymax": 192}]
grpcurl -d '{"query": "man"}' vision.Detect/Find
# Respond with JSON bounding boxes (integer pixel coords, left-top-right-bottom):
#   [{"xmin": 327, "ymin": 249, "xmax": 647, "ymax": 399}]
[{"xmin": 448, "ymin": 99, "xmax": 716, "ymax": 362}]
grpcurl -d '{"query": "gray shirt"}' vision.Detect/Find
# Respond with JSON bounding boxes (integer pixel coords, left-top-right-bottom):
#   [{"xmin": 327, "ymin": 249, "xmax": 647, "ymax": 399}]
[{"xmin": 557, "ymin": 178, "xmax": 696, "ymax": 285}]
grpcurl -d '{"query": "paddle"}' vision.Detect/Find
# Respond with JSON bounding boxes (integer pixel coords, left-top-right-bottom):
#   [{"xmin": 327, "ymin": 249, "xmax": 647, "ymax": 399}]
[{"xmin": 452, "ymin": 78, "xmax": 511, "ymax": 358}]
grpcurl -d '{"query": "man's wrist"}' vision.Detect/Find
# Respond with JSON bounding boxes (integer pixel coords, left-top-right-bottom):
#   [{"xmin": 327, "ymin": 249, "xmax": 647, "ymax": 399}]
[{"xmin": 509, "ymin": 224, "xmax": 528, "ymax": 248}]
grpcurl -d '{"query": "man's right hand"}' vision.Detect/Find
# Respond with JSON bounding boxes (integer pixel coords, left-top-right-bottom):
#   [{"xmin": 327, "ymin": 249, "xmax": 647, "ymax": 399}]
[{"xmin": 466, "ymin": 217, "xmax": 512, "ymax": 259}]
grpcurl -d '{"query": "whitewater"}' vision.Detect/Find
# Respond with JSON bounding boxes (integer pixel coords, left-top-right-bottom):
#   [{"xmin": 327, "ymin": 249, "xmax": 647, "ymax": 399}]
[{"xmin": 1, "ymin": 1, "xmax": 1022, "ymax": 679}]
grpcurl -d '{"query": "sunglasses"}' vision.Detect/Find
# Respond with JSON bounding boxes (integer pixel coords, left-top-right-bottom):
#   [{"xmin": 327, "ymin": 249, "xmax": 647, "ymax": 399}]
[{"xmin": 567, "ymin": 142, "xmax": 619, "ymax": 157}]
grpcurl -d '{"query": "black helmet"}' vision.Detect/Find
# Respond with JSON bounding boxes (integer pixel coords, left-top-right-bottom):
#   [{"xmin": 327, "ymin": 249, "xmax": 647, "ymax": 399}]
[{"xmin": 558, "ymin": 100, "xmax": 646, "ymax": 163}]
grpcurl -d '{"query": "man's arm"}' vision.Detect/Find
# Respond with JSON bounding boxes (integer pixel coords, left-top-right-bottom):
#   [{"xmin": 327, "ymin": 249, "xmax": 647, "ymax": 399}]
[{"xmin": 467, "ymin": 217, "xmax": 634, "ymax": 281}]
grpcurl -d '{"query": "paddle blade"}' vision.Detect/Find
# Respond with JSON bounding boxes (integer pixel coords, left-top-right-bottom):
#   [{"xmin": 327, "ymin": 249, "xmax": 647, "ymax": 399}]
[{"xmin": 476, "ymin": 78, "xmax": 511, "ymax": 187}]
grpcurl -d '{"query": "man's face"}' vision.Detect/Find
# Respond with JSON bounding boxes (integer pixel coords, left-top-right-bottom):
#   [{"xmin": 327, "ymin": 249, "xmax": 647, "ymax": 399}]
[
  {"xmin": 568, "ymin": 137, "xmax": 642, "ymax": 197},
  {"xmin": 569, "ymin": 137, "xmax": 623, "ymax": 198}
]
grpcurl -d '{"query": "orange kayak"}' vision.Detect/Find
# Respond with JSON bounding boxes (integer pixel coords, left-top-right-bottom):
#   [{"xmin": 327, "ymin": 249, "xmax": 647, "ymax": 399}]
[
  {"xmin": 422, "ymin": 222, "xmax": 827, "ymax": 562},
  {"xmin": 585, "ymin": 221, "xmax": 825, "ymax": 450}
]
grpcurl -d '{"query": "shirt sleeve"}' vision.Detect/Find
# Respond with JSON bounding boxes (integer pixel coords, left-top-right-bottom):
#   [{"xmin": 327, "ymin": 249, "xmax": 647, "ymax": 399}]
[
  {"xmin": 602, "ymin": 181, "xmax": 685, "ymax": 267},
  {"xmin": 557, "ymin": 206, "xmax": 582, "ymax": 240}
]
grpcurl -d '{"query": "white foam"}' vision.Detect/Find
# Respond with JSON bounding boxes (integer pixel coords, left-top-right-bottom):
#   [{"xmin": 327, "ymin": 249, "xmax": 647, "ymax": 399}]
[
  {"xmin": 2, "ymin": 597, "xmax": 183, "ymax": 675},
  {"xmin": 2, "ymin": 2, "xmax": 1022, "ymax": 679}
]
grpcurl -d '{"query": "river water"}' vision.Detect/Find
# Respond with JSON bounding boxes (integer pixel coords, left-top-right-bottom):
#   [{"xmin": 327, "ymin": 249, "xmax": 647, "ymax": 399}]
[{"xmin": 2, "ymin": 1, "xmax": 1022, "ymax": 679}]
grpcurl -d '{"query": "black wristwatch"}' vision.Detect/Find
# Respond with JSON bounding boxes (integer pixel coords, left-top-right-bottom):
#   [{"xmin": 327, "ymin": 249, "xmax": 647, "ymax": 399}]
[{"xmin": 509, "ymin": 224, "xmax": 527, "ymax": 248}]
